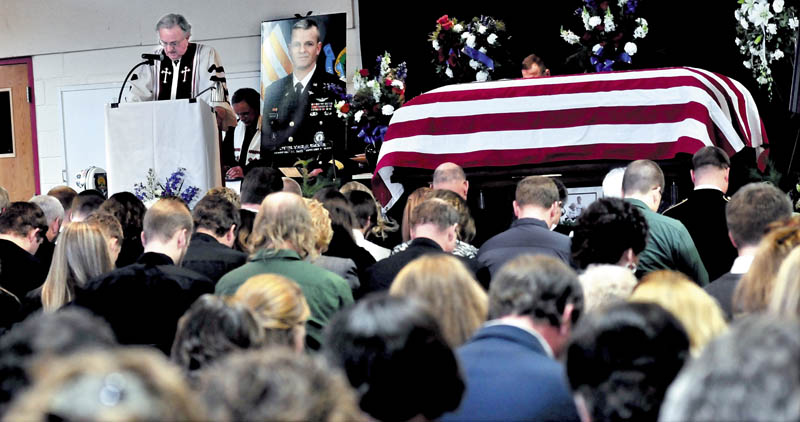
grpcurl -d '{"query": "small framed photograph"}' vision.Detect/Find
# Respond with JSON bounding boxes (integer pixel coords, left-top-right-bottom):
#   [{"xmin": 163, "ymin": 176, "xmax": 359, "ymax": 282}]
[{"xmin": 560, "ymin": 186, "xmax": 603, "ymax": 224}]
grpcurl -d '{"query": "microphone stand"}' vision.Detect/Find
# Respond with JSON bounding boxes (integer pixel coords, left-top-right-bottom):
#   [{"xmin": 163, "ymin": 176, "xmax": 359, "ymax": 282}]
[{"xmin": 111, "ymin": 59, "xmax": 154, "ymax": 108}]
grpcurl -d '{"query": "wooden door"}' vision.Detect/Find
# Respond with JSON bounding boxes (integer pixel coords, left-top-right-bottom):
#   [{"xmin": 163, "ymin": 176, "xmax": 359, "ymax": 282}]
[{"xmin": 0, "ymin": 61, "xmax": 37, "ymax": 201}]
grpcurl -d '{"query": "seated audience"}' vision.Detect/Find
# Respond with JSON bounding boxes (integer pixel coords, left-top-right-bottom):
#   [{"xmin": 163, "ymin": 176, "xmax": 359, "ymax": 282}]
[
  {"xmin": 324, "ymin": 294, "xmax": 464, "ymax": 422},
  {"xmin": 393, "ymin": 189, "xmax": 479, "ymax": 259},
  {"xmin": 306, "ymin": 198, "xmax": 359, "ymax": 289},
  {"xmin": 432, "ymin": 162, "xmax": 469, "ymax": 199},
  {"xmin": 663, "ymin": 146, "xmax": 737, "ymax": 280},
  {"xmin": 200, "ymin": 348, "xmax": 364, "ymax": 421},
  {"xmin": 571, "ymin": 197, "xmax": 648, "ymax": 270},
  {"xmin": 0, "ymin": 202, "xmax": 48, "ymax": 299},
  {"xmin": 216, "ymin": 192, "xmax": 353, "ymax": 350},
  {"xmin": 733, "ymin": 216, "xmax": 800, "ymax": 316},
  {"xmin": 98, "ymin": 191, "xmax": 146, "ymax": 267},
  {"xmin": 6, "ymin": 348, "xmax": 206, "ymax": 421},
  {"xmin": 622, "ymin": 159, "xmax": 708, "ymax": 284},
  {"xmin": 73, "ymin": 198, "xmax": 214, "ymax": 354},
  {"xmin": 320, "ymin": 198, "xmax": 375, "ymax": 286},
  {"xmin": 231, "ymin": 274, "xmax": 311, "ymax": 352},
  {"xmin": 360, "ymin": 199, "xmax": 460, "ymax": 298},
  {"xmin": 401, "ymin": 186, "xmax": 432, "ymax": 242},
  {"xmin": 170, "ymin": 294, "xmax": 265, "ymax": 379},
  {"xmin": 0, "ymin": 308, "xmax": 117, "ymax": 414},
  {"xmin": 182, "ymin": 195, "xmax": 248, "ymax": 283},
  {"xmin": 768, "ymin": 246, "xmax": 800, "ymax": 317},
  {"xmin": 442, "ymin": 255, "xmax": 583, "ymax": 421},
  {"xmin": 46, "ymin": 186, "xmax": 77, "ymax": 221},
  {"xmin": 389, "ymin": 254, "xmax": 487, "ymax": 347},
  {"xmin": 69, "ymin": 190, "xmax": 105, "ymax": 222},
  {"xmin": 578, "ymin": 264, "xmax": 638, "ymax": 312},
  {"xmin": 346, "ymin": 189, "xmax": 391, "ymax": 261},
  {"xmin": 478, "ymin": 176, "xmax": 571, "ymax": 278},
  {"xmin": 705, "ymin": 182, "xmax": 792, "ymax": 319},
  {"xmin": 29, "ymin": 194, "xmax": 64, "ymax": 270},
  {"xmin": 85, "ymin": 212, "xmax": 123, "ymax": 263},
  {"xmin": 37, "ymin": 222, "xmax": 114, "ymax": 312},
  {"xmin": 566, "ymin": 302, "xmax": 690, "ymax": 422},
  {"xmin": 659, "ymin": 316, "xmax": 800, "ymax": 422},
  {"xmin": 630, "ymin": 270, "xmax": 728, "ymax": 356}
]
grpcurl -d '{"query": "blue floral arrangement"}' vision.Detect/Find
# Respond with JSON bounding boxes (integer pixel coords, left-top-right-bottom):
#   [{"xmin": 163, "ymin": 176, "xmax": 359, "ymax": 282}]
[{"xmin": 133, "ymin": 167, "xmax": 200, "ymax": 207}]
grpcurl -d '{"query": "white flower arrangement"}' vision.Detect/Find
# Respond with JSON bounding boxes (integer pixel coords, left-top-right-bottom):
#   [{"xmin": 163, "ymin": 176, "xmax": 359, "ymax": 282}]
[
  {"xmin": 624, "ymin": 42, "xmax": 637, "ymax": 56},
  {"xmin": 476, "ymin": 70, "xmax": 489, "ymax": 82},
  {"xmin": 487, "ymin": 33, "xmax": 498, "ymax": 44},
  {"xmin": 604, "ymin": 10, "xmax": 616, "ymax": 32},
  {"xmin": 735, "ymin": 0, "xmax": 798, "ymax": 100},
  {"xmin": 560, "ymin": 28, "xmax": 580, "ymax": 45},
  {"xmin": 453, "ymin": 23, "xmax": 464, "ymax": 33},
  {"xmin": 381, "ymin": 105, "xmax": 395, "ymax": 116},
  {"xmin": 588, "ymin": 16, "xmax": 602, "ymax": 28},
  {"xmin": 431, "ymin": 15, "xmax": 509, "ymax": 84}
]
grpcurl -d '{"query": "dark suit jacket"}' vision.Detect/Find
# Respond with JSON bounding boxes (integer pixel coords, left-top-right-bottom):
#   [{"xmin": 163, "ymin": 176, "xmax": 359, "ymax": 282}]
[
  {"xmin": 705, "ymin": 271, "xmax": 742, "ymax": 321},
  {"xmin": 0, "ymin": 239, "xmax": 47, "ymax": 299},
  {"xmin": 478, "ymin": 218, "xmax": 572, "ymax": 278},
  {"xmin": 260, "ymin": 66, "xmax": 345, "ymax": 168},
  {"xmin": 441, "ymin": 324, "xmax": 580, "ymax": 421},
  {"xmin": 359, "ymin": 237, "xmax": 485, "ymax": 299},
  {"xmin": 182, "ymin": 233, "xmax": 248, "ymax": 284},
  {"xmin": 663, "ymin": 189, "xmax": 737, "ymax": 281},
  {"xmin": 73, "ymin": 252, "xmax": 214, "ymax": 354},
  {"xmin": 34, "ymin": 239, "xmax": 55, "ymax": 273}
]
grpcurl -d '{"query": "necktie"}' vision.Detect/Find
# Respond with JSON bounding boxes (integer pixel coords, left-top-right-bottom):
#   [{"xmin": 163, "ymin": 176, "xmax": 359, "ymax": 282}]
[{"xmin": 295, "ymin": 82, "xmax": 303, "ymax": 99}]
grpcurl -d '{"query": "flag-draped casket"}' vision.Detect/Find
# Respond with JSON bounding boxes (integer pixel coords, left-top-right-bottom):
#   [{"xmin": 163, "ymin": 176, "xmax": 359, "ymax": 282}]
[{"xmin": 372, "ymin": 67, "xmax": 768, "ymax": 209}]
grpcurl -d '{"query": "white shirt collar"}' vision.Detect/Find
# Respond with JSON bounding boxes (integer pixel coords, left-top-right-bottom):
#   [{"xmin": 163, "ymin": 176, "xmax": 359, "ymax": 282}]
[
  {"xmin": 730, "ymin": 255, "xmax": 754, "ymax": 274},
  {"xmin": 694, "ymin": 184, "xmax": 723, "ymax": 192},
  {"xmin": 483, "ymin": 319, "xmax": 554, "ymax": 358},
  {"xmin": 292, "ymin": 64, "xmax": 316, "ymax": 92}
]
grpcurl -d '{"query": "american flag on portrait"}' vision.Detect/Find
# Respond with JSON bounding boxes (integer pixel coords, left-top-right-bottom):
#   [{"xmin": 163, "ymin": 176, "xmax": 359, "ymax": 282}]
[
  {"xmin": 260, "ymin": 22, "xmax": 293, "ymax": 98},
  {"xmin": 372, "ymin": 67, "xmax": 768, "ymax": 210}
]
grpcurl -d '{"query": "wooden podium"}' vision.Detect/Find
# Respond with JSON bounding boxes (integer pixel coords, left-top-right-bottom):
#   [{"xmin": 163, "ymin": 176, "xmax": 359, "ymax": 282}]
[{"xmin": 104, "ymin": 99, "xmax": 222, "ymax": 199}]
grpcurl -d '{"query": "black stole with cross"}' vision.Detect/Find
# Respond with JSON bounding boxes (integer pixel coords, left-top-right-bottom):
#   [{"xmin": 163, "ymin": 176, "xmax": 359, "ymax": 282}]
[{"xmin": 157, "ymin": 43, "xmax": 197, "ymax": 100}]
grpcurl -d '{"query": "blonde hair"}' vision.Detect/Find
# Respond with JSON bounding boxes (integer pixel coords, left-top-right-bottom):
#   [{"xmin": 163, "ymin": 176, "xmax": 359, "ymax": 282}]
[
  {"xmin": 250, "ymin": 192, "xmax": 316, "ymax": 259},
  {"xmin": 768, "ymin": 246, "xmax": 800, "ymax": 317},
  {"xmin": 205, "ymin": 186, "xmax": 241, "ymax": 209},
  {"xmin": 630, "ymin": 270, "xmax": 728, "ymax": 356},
  {"xmin": 734, "ymin": 216, "xmax": 800, "ymax": 314},
  {"xmin": 305, "ymin": 198, "xmax": 333, "ymax": 253},
  {"xmin": 232, "ymin": 274, "xmax": 311, "ymax": 347},
  {"xmin": 578, "ymin": 264, "xmax": 638, "ymax": 312},
  {"xmin": 41, "ymin": 222, "xmax": 114, "ymax": 312},
  {"xmin": 143, "ymin": 197, "xmax": 192, "ymax": 243},
  {"xmin": 401, "ymin": 187, "xmax": 432, "ymax": 242},
  {"xmin": 389, "ymin": 254, "xmax": 487, "ymax": 347},
  {"xmin": 5, "ymin": 347, "xmax": 207, "ymax": 421}
]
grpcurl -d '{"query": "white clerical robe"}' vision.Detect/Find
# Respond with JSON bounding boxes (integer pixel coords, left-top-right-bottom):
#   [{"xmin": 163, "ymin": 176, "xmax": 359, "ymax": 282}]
[
  {"xmin": 124, "ymin": 42, "xmax": 235, "ymax": 127},
  {"xmin": 232, "ymin": 116, "xmax": 262, "ymax": 165}
]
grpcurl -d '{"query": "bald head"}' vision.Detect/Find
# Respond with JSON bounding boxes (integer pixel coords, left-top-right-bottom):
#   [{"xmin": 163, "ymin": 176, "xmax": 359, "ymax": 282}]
[
  {"xmin": 432, "ymin": 162, "xmax": 468, "ymax": 199},
  {"xmin": 252, "ymin": 192, "xmax": 315, "ymax": 257}
]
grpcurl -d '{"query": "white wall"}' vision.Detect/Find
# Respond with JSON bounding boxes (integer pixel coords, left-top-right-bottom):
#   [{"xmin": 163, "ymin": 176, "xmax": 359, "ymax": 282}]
[{"xmin": 2, "ymin": 0, "xmax": 361, "ymax": 193}]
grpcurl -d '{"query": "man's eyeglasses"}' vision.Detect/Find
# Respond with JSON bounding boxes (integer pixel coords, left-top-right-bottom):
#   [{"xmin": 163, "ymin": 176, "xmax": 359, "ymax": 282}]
[{"xmin": 159, "ymin": 39, "xmax": 184, "ymax": 48}]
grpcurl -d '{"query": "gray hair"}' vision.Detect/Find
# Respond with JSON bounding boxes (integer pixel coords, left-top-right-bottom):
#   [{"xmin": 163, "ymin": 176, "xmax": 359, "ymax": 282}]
[
  {"xmin": 155, "ymin": 13, "xmax": 191, "ymax": 36},
  {"xmin": 29, "ymin": 195, "xmax": 64, "ymax": 225},
  {"xmin": 659, "ymin": 316, "xmax": 800, "ymax": 422},
  {"xmin": 488, "ymin": 255, "xmax": 584, "ymax": 327},
  {"xmin": 578, "ymin": 264, "xmax": 637, "ymax": 313}
]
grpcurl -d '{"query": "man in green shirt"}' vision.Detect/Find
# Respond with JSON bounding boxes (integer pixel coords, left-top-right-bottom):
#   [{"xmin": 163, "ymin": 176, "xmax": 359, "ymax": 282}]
[
  {"xmin": 622, "ymin": 160, "xmax": 709, "ymax": 285},
  {"xmin": 216, "ymin": 192, "xmax": 353, "ymax": 350}
]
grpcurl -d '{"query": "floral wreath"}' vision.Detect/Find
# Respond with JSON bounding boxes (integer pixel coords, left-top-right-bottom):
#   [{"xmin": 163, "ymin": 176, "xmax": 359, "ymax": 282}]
[
  {"xmin": 430, "ymin": 15, "xmax": 510, "ymax": 83},
  {"xmin": 735, "ymin": 0, "xmax": 799, "ymax": 100},
  {"xmin": 560, "ymin": 0, "xmax": 649, "ymax": 72}
]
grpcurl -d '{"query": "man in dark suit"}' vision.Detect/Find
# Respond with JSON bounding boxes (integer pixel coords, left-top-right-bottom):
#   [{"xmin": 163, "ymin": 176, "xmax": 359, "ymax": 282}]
[
  {"xmin": 704, "ymin": 182, "xmax": 792, "ymax": 319},
  {"xmin": 181, "ymin": 195, "xmax": 247, "ymax": 283},
  {"xmin": 441, "ymin": 254, "xmax": 582, "ymax": 421},
  {"xmin": 73, "ymin": 198, "xmax": 213, "ymax": 355},
  {"xmin": 478, "ymin": 176, "xmax": 571, "ymax": 278},
  {"xmin": 663, "ymin": 146, "xmax": 737, "ymax": 280},
  {"xmin": 0, "ymin": 202, "xmax": 48, "ymax": 299},
  {"xmin": 261, "ymin": 18, "xmax": 345, "ymax": 169},
  {"xmin": 358, "ymin": 199, "xmax": 459, "ymax": 299}
]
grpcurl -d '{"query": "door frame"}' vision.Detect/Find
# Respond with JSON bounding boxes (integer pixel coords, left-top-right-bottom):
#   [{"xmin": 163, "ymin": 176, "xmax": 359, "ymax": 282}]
[{"xmin": 0, "ymin": 56, "xmax": 40, "ymax": 195}]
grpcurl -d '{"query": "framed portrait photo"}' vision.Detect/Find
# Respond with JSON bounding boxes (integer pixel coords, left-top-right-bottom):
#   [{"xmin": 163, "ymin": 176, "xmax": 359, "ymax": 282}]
[{"xmin": 560, "ymin": 186, "xmax": 603, "ymax": 224}]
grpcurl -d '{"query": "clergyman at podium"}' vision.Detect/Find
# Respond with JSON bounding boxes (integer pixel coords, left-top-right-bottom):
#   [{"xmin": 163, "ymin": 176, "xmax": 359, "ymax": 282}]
[
  {"xmin": 124, "ymin": 13, "xmax": 235, "ymax": 128},
  {"xmin": 260, "ymin": 18, "xmax": 345, "ymax": 169}
]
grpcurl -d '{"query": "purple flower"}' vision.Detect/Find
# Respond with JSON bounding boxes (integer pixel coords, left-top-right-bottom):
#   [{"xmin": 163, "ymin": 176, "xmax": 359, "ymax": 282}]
[
  {"xmin": 396, "ymin": 62, "xmax": 408, "ymax": 80},
  {"xmin": 180, "ymin": 186, "xmax": 200, "ymax": 204}
]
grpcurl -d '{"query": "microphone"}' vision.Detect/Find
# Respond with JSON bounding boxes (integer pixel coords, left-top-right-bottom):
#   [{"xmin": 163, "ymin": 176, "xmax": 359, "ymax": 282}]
[{"xmin": 141, "ymin": 52, "xmax": 165, "ymax": 61}]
